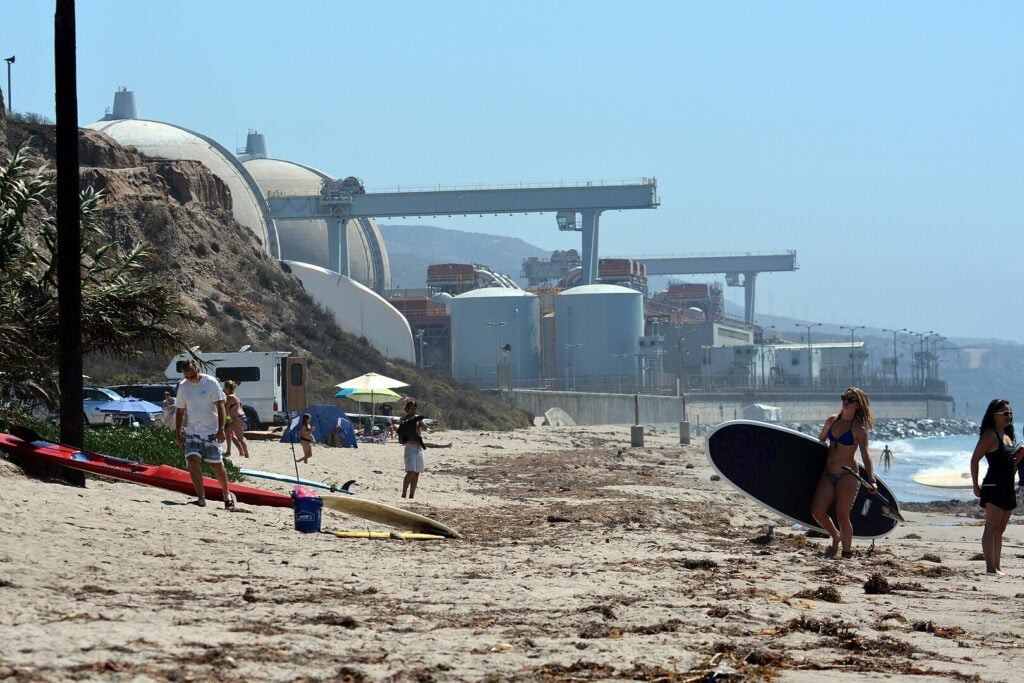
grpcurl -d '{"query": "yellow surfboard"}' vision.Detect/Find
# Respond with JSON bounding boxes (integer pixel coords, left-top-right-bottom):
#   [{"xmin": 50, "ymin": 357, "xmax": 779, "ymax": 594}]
[
  {"xmin": 332, "ymin": 530, "xmax": 446, "ymax": 541},
  {"xmin": 321, "ymin": 494, "xmax": 461, "ymax": 538}
]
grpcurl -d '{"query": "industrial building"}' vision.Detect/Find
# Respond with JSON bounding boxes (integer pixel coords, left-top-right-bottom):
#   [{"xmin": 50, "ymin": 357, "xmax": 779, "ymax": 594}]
[
  {"xmin": 448, "ymin": 288, "xmax": 540, "ymax": 390},
  {"xmin": 81, "ymin": 89, "xmax": 952, "ymax": 422}
]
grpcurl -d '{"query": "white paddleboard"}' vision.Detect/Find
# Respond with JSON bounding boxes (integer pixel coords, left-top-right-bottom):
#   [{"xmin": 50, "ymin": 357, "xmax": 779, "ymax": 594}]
[
  {"xmin": 912, "ymin": 469, "xmax": 976, "ymax": 489},
  {"xmin": 240, "ymin": 468, "xmax": 354, "ymax": 494}
]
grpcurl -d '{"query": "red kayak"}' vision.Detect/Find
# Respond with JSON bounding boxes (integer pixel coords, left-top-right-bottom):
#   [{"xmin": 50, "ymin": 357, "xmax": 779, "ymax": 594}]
[{"xmin": 0, "ymin": 430, "xmax": 292, "ymax": 508}]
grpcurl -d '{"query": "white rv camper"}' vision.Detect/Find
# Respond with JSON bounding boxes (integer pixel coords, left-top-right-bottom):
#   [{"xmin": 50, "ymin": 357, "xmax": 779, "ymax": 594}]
[{"xmin": 165, "ymin": 349, "xmax": 307, "ymax": 427}]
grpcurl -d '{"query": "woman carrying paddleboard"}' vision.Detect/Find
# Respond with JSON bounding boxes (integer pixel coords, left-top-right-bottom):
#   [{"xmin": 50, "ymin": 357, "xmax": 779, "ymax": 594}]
[
  {"xmin": 970, "ymin": 399, "xmax": 1024, "ymax": 575},
  {"xmin": 812, "ymin": 387, "xmax": 877, "ymax": 559}
]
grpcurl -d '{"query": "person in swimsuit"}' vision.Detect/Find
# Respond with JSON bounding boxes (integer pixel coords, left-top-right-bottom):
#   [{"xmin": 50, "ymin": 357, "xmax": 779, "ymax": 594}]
[
  {"xmin": 970, "ymin": 399, "xmax": 1024, "ymax": 575},
  {"xmin": 297, "ymin": 413, "xmax": 315, "ymax": 463},
  {"xmin": 222, "ymin": 380, "xmax": 250, "ymax": 459},
  {"xmin": 812, "ymin": 387, "xmax": 877, "ymax": 558}
]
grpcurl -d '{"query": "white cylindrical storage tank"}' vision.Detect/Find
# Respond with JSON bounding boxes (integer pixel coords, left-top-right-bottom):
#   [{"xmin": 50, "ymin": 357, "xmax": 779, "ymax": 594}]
[
  {"xmin": 555, "ymin": 284, "xmax": 643, "ymax": 391},
  {"xmin": 449, "ymin": 288, "xmax": 540, "ymax": 390}
]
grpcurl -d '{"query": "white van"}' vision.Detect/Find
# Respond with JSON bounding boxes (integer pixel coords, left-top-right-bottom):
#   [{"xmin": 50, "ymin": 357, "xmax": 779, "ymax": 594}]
[{"xmin": 165, "ymin": 349, "xmax": 307, "ymax": 427}]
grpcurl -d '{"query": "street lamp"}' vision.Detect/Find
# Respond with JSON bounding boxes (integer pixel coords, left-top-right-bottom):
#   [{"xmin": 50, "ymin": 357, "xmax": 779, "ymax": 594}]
[
  {"xmin": 484, "ymin": 321, "xmax": 507, "ymax": 389},
  {"xmin": 757, "ymin": 324, "xmax": 775, "ymax": 388},
  {"xmin": 909, "ymin": 330, "xmax": 933, "ymax": 385},
  {"xmin": 924, "ymin": 333, "xmax": 944, "ymax": 382},
  {"xmin": 838, "ymin": 325, "xmax": 865, "ymax": 384},
  {"xmin": 4, "ymin": 56, "xmax": 13, "ymax": 113},
  {"xmin": 881, "ymin": 328, "xmax": 906, "ymax": 385},
  {"xmin": 511, "ymin": 307, "xmax": 519, "ymax": 391},
  {"xmin": 414, "ymin": 329, "xmax": 426, "ymax": 369},
  {"xmin": 795, "ymin": 323, "xmax": 822, "ymax": 387},
  {"xmin": 612, "ymin": 353, "xmax": 629, "ymax": 392}
]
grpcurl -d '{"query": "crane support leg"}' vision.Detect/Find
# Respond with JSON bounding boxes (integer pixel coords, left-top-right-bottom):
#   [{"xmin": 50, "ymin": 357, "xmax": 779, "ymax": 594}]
[
  {"xmin": 743, "ymin": 271, "xmax": 757, "ymax": 324},
  {"xmin": 580, "ymin": 209, "xmax": 602, "ymax": 285},
  {"xmin": 327, "ymin": 216, "xmax": 350, "ymax": 277}
]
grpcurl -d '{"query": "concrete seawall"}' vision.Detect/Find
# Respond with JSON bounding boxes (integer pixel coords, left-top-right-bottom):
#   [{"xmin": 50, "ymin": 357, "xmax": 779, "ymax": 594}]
[{"xmin": 509, "ymin": 389, "xmax": 951, "ymax": 427}]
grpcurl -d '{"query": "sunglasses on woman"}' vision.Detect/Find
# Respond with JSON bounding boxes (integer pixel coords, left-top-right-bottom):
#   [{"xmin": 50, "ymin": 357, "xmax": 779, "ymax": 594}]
[
  {"xmin": 841, "ymin": 395, "xmax": 859, "ymax": 404},
  {"xmin": 995, "ymin": 410, "xmax": 1013, "ymax": 418}
]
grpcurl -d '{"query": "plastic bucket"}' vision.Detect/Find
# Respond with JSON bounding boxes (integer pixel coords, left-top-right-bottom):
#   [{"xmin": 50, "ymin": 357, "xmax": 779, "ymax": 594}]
[{"xmin": 291, "ymin": 488, "xmax": 322, "ymax": 533}]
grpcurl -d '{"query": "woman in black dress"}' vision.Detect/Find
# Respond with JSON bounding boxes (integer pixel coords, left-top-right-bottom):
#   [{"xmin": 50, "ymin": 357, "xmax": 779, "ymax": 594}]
[{"xmin": 970, "ymin": 399, "xmax": 1024, "ymax": 574}]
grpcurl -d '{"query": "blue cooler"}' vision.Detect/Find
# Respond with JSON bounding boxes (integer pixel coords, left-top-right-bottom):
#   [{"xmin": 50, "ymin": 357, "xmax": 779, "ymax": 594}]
[{"xmin": 291, "ymin": 487, "xmax": 322, "ymax": 533}]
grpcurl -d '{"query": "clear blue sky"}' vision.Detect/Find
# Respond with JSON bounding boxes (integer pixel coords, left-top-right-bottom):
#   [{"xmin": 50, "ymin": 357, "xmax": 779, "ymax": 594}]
[{"xmin": 3, "ymin": 1, "xmax": 1022, "ymax": 340}]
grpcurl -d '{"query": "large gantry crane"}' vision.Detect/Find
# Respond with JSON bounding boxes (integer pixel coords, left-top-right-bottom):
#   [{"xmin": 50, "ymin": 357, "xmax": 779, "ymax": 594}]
[
  {"xmin": 266, "ymin": 177, "xmax": 659, "ymax": 285},
  {"xmin": 636, "ymin": 251, "xmax": 798, "ymax": 324}
]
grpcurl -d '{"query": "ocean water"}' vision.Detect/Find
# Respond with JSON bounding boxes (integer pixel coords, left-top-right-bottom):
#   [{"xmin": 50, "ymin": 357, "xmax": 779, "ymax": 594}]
[{"xmin": 878, "ymin": 434, "xmax": 980, "ymax": 503}]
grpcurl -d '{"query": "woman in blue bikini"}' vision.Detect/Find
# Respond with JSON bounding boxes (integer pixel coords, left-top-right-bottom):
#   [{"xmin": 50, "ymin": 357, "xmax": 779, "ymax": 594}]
[{"xmin": 812, "ymin": 387, "xmax": 876, "ymax": 558}]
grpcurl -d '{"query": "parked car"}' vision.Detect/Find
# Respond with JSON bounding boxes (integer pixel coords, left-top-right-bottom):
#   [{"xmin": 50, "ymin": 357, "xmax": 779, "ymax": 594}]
[
  {"xmin": 83, "ymin": 386, "xmax": 124, "ymax": 426},
  {"xmin": 106, "ymin": 383, "xmax": 177, "ymax": 405}
]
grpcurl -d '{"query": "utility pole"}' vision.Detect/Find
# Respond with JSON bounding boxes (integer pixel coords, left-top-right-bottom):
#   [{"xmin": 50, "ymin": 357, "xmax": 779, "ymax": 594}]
[
  {"xmin": 414, "ymin": 329, "xmax": 426, "ymax": 369},
  {"xmin": 55, "ymin": 0, "xmax": 85, "ymax": 483},
  {"xmin": 881, "ymin": 328, "xmax": 906, "ymax": 385},
  {"xmin": 4, "ymin": 55, "xmax": 13, "ymax": 113},
  {"xmin": 795, "ymin": 323, "xmax": 822, "ymax": 388},
  {"xmin": 839, "ymin": 325, "xmax": 865, "ymax": 384},
  {"xmin": 758, "ymin": 324, "xmax": 775, "ymax": 388}
]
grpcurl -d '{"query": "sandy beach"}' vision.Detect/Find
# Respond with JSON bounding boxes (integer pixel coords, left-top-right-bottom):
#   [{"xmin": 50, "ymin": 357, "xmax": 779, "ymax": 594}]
[{"xmin": 1, "ymin": 425, "xmax": 1022, "ymax": 681}]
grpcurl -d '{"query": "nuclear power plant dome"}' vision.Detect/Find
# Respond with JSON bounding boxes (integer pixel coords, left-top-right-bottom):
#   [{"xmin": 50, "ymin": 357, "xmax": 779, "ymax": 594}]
[
  {"xmin": 87, "ymin": 111, "xmax": 279, "ymax": 257},
  {"xmin": 86, "ymin": 90, "xmax": 390, "ymax": 293},
  {"xmin": 244, "ymin": 155, "xmax": 391, "ymax": 292}
]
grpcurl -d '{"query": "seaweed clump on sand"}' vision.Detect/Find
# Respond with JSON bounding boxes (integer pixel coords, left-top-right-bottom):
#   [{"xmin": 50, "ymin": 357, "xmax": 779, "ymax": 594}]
[
  {"xmin": 793, "ymin": 585, "xmax": 842, "ymax": 603},
  {"xmin": 864, "ymin": 573, "xmax": 891, "ymax": 594}
]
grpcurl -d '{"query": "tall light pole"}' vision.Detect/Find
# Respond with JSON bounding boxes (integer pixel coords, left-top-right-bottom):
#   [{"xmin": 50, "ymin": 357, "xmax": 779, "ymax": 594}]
[
  {"xmin": 795, "ymin": 323, "xmax": 822, "ymax": 387},
  {"xmin": 924, "ymin": 333, "xmax": 943, "ymax": 382},
  {"xmin": 881, "ymin": 328, "xmax": 906, "ymax": 385},
  {"xmin": 414, "ymin": 329, "xmax": 426, "ymax": 369},
  {"xmin": 909, "ymin": 330, "xmax": 933, "ymax": 385},
  {"xmin": 838, "ymin": 325, "xmax": 865, "ymax": 384},
  {"xmin": 758, "ymin": 324, "xmax": 775, "ymax": 388},
  {"xmin": 511, "ymin": 307, "xmax": 519, "ymax": 391},
  {"xmin": 4, "ymin": 56, "xmax": 13, "ymax": 113},
  {"xmin": 484, "ymin": 321, "xmax": 507, "ymax": 389}
]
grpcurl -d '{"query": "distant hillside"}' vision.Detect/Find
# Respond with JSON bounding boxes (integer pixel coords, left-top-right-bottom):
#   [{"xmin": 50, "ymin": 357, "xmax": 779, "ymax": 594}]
[{"xmin": 380, "ymin": 224, "xmax": 549, "ymax": 289}]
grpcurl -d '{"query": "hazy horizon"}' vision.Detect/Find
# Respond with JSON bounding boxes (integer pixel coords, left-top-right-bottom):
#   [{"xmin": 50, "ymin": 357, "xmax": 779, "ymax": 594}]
[{"xmin": 3, "ymin": 1, "xmax": 1021, "ymax": 340}]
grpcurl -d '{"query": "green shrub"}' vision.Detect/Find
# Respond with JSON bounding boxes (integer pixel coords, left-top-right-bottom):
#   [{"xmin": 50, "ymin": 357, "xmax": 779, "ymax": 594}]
[{"xmin": 4, "ymin": 418, "xmax": 240, "ymax": 481}]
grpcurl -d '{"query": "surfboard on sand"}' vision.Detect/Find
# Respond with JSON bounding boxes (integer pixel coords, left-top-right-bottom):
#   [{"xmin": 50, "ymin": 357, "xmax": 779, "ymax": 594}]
[
  {"xmin": 912, "ymin": 469, "xmax": 975, "ymax": 489},
  {"xmin": 240, "ymin": 468, "xmax": 355, "ymax": 494},
  {"xmin": 321, "ymin": 494, "xmax": 461, "ymax": 539},
  {"xmin": 332, "ymin": 530, "xmax": 446, "ymax": 541},
  {"xmin": 707, "ymin": 420, "xmax": 901, "ymax": 539}
]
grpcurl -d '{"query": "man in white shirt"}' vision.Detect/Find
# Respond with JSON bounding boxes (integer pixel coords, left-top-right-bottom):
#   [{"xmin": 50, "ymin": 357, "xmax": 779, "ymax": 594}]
[{"xmin": 174, "ymin": 359, "xmax": 232, "ymax": 509}]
